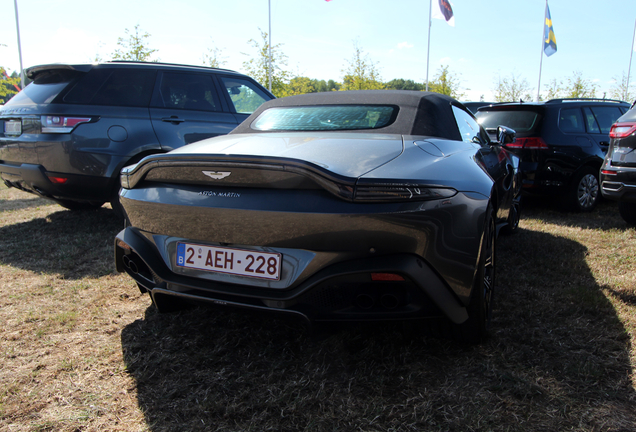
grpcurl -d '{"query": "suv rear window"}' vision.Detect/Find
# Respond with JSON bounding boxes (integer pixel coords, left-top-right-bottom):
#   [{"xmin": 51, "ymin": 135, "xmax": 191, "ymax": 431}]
[
  {"xmin": 63, "ymin": 68, "xmax": 156, "ymax": 107},
  {"xmin": 251, "ymin": 105, "xmax": 398, "ymax": 131},
  {"xmin": 6, "ymin": 69, "xmax": 80, "ymax": 105},
  {"xmin": 476, "ymin": 109, "xmax": 542, "ymax": 134}
]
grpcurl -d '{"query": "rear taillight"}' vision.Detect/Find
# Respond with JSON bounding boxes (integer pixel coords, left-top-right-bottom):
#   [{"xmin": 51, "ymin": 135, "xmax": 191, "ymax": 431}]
[
  {"xmin": 354, "ymin": 183, "xmax": 457, "ymax": 202},
  {"xmin": 609, "ymin": 122, "xmax": 636, "ymax": 139},
  {"xmin": 505, "ymin": 137, "xmax": 549, "ymax": 150},
  {"xmin": 41, "ymin": 115, "xmax": 92, "ymax": 133},
  {"xmin": 46, "ymin": 175, "xmax": 68, "ymax": 184},
  {"xmin": 601, "ymin": 169, "xmax": 617, "ymax": 175},
  {"xmin": 371, "ymin": 273, "xmax": 405, "ymax": 281}
]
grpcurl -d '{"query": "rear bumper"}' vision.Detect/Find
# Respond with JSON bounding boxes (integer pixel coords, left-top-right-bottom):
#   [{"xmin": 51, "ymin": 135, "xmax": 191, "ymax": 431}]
[
  {"xmin": 0, "ymin": 161, "xmax": 112, "ymax": 202},
  {"xmin": 601, "ymin": 168, "xmax": 636, "ymax": 203},
  {"xmin": 115, "ymin": 227, "xmax": 469, "ymax": 325}
]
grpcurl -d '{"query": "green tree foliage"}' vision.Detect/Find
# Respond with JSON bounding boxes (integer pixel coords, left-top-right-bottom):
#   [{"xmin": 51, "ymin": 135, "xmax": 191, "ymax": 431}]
[
  {"xmin": 111, "ymin": 24, "xmax": 159, "ymax": 62},
  {"xmin": 564, "ymin": 71, "xmax": 597, "ymax": 98},
  {"xmin": 203, "ymin": 45, "xmax": 227, "ymax": 69},
  {"xmin": 493, "ymin": 73, "xmax": 533, "ymax": 102},
  {"xmin": 0, "ymin": 67, "xmax": 21, "ymax": 104},
  {"xmin": 341, "ymin": 41, "xmax": 384, "ymax": 91},
  {"xmin": 609, "ymin": 72, "xmax": 635, "ymax": 102},
  {"xmin": 542, "ymin": 78, "xmax": 564, "ymax": 100},
  {"xmin": 385, "ymin": 78, "xmax": 425, "ymax": 91},
  {"xmin": 286, "ymin": 76, "xmax": 315, "ymax": 96},
  {"xmin": 428, "ymin": 65, "xmax": 464, "ymax": 99},
  {"xmin": 242, "ymin": 28, "xmax": 291, "ymax": 98}
]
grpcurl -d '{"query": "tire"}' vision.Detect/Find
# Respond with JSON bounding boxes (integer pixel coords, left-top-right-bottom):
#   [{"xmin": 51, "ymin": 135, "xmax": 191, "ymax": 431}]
[
  {"xmin": 567, "ymin": 166, "xmax": 600, "ymax": 212},
  {"xmin": 55, "ymin": 199, "xmax": 105, "ymax": 211},
  {"xmin": 457, "ymin": 205, "xmax": 496, "ymax": 344},
  {"xmin": 501, "ymin": 196, "xmax": 521, "ymax": 235},
  {"xmin": 618, "ymin": 201, "xmax": 636, "ymax": 226}
]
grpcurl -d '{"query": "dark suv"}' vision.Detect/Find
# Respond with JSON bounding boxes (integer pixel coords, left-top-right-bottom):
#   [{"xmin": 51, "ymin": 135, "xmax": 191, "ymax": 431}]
[
  {"xmin": 600, "ymin": 104, "xmax": 636, "ymax": 224},
  {"xmin": 476, "ymin": 99, "xmax": 629, "ymax": 211},
  {"xmin": 0, "ymin": 62, "xmax": 273, "ymax": 212}
]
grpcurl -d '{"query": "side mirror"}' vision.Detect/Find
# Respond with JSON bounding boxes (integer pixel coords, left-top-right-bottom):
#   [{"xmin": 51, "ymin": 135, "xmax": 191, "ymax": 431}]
[{"xmin": 497, "ymin": 125, "xmax": 516, "ymax": 145}]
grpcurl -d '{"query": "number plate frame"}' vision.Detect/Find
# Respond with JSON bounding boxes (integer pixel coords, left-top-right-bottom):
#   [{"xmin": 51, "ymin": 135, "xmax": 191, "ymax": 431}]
[
  {"xmin": 4, "ymin": 120, "xmax": 22, "ymax": 136},
  {"xmin": 176, "ymin": 242, "xmax": 282, "ymax": 281}
]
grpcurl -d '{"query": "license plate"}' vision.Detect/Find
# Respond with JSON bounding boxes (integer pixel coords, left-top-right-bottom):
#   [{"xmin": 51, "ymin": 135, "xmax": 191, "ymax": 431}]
[
  {"xmin": 4, "ymin": 120, "xmax": 21, "ymax": 136},
  {"xmin": 176, "ymin": 242, "xmax": 281, "ymax": 281}
]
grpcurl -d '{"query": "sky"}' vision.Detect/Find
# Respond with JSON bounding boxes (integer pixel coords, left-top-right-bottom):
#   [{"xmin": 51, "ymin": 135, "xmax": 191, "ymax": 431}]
[{"xmin": 1, "ymin": 0, "xmax": 636, "ymax": 101}]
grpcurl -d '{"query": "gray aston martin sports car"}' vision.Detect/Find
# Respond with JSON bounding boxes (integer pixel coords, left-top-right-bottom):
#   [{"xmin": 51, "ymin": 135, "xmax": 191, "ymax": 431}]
[{"xmin": 115, "ymin": 91, "xmax": 521, "ymax": 343}]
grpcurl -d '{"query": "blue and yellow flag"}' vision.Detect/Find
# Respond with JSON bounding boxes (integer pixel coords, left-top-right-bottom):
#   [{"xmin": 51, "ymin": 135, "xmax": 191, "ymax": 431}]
[{"xmin": 544, "ymin": 4, "xmax": 557, "ymax": 57}]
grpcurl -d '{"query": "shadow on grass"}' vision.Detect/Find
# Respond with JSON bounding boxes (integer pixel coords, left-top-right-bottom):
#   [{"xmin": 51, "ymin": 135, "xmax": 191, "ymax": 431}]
[
  {"xmin": 522, "ymin": 197, "xmax": 630, "ymax": 231},
  {"xmin": 0, "ymin": 196, "xmax": 54, "ymax": 212},
  {"xmin": 0, "ymin": 208, "xmax": 123, "ymax": 279},
  {"xmin": 120, "ymin": 228, "xmax": 636, "ymax": 431}
]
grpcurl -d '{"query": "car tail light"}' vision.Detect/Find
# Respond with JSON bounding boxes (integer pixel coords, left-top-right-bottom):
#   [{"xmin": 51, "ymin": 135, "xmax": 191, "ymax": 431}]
[
  {"xmin": 609, "ymin": 122, "xmax": 636, "ymax": 139},
  {"xmin": 506, "ymin": 137, "xmax": 549, "ymax": 150},
  {"xmin": 371, "ymin": 273, "xmax": 405, "ymax": 281},
  {"xmin": 354, "ymin": 183, "xmax": 456, "ymax": 202},
  {"xmin": 41, "ymin": 115, "xmax": 92, "ymax": 133},
  {"xmin": 46, "ymin": 175, "xmax": 68, "ymax": 184},
  {"xmin": 601, "ymin": 169, "xmax": 617, "ymax": 175}
]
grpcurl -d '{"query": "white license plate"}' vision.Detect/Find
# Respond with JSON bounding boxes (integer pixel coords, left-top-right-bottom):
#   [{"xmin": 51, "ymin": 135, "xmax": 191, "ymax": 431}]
[
  {"xmin": 176, "ymin": 242, "xmax": 281, "ymax": 281},
  {"xmin": 4, "ymin": 120, "xmax": 21, "ymax": 136}
]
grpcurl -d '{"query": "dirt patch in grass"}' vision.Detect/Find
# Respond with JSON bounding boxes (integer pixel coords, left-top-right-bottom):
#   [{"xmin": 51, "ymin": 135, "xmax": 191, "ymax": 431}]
[{"xmin": 1, "ymin": 183, "xmax": 635, "ymax": 431}]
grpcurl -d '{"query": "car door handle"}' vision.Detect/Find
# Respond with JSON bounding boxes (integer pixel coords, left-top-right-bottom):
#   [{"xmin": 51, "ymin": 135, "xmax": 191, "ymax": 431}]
[{"xmin": 161, "ymin": 117, "xmax": 185, "ymax": 124}]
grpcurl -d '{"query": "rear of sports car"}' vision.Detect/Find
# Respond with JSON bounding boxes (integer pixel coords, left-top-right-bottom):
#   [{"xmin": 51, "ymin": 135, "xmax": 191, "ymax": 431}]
[{"xmin": 115, "ymin": 130, "xmax": 494, "ymax": 330}]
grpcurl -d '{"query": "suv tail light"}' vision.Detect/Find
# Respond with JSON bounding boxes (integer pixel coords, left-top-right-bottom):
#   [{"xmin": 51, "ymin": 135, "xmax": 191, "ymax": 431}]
[
  {"xmin": 504, "ymin": 137, "xmax": 549, "ymax": 150},
  {"xmin": 609, "ymin": 122, "xmax": 636, "ymax": 139},
  {"xmin": 41, "ymin": 115, "xmax": 92, "ymax": 133}
]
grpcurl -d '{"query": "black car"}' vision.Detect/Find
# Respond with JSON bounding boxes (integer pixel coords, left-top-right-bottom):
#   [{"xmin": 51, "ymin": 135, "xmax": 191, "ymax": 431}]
[
  {"xmin": 115, "ymin": 91, "xmax": 521, "ymax": 343},
  {"xmin": 476, "ymin": 98, "xmax": 629, "ymax": 212},
  {"xmin": 600, "ymin": 105, "xmax": 636, "ymax": 224},
  {"xmin": 0, "ymin": 62, "xmax": 273, "ymax": 212},
  {"xmin": 462, "ymin": 101, "xmax": 499, "ymax": 114}
]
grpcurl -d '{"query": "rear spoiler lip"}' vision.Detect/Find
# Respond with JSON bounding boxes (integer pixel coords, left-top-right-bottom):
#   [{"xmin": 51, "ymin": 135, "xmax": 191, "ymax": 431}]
[{"xmin": 26, "ymin": 64, "xmax": 93, "ymax": 80}]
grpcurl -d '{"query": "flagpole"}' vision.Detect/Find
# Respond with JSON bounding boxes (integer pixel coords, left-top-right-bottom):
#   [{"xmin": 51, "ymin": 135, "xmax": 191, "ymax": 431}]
[
  {"xmin": 626, "ymin": 18, "xmax": 636, "ymax": 102},
  {"xmin": 13, "ymin": 0, "xmax": 25, "ymax": 90},
  {"xmin": 426, "ymin": 0, "xmax": 432, "ymax": 91},
  {"xmin": 536, "ymin": 0, "xmax": 547, "ymax": 102}
]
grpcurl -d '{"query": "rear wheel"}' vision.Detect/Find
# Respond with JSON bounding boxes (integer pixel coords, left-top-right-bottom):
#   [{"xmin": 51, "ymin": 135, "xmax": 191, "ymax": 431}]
[
  {"xmin": 567, "ymin": 166, "xmax": 600, "ymax": 212},
  {"xmin": 618, "ymin": 201, "xmax": 636, "ymax": 225},
  {"xmin": 457, "ymin": 205, "xmax": 495, "ymax": 343}
]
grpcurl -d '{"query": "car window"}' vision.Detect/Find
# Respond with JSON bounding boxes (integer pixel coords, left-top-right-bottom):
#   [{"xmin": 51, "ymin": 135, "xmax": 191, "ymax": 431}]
[
  {"xmin": 64, "ymin": 68, "xmax": 156, "ymax": 107},
  {"xmin": 158, "ymin": 73, "xmax": 220, "ymax": 112},
  {"xmin": 476, "ymin": 109, "xmax": 541, "ymax": 134},
  {"xmin": 583, "ymin": 107, "xmax": 600, "ymax": 133},
  {"xmin": 252, "ymin": 105, "xmax": 397, "ymax": 131},
  {"xmin": 220, "ymin": 77, "xmax": 270, "ymax": 114},
  {"xmin": 588, "ymin": 106, "xmax": 623, "ymax": 134},
  {"xmin": 452, "ymin": 105, "xmax": 483, "ymax": 144},
  {"xmin": 7, "ymin": 69, "xmax": 80, "ymax": 105},
  {"xmin": 558, "ymin": 108, "xmax": 585, "ymax": 133}
]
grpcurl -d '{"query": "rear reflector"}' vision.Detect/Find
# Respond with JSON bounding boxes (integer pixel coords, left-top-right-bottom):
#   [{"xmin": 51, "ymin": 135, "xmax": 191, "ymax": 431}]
[
  {"xmin": 47, "ymin": 175, "xmax": 68, "ymax": 184},
  {"xmin": 601, "ymin": 169, "xmax": 617, "ymax": 175},
  {"xmin": 371, "ymin": 273, "xmax": 405, "ymax": 281},
  {"xmin": 505, "ymin": 137, "xmax": 549, "ymax": 150}
]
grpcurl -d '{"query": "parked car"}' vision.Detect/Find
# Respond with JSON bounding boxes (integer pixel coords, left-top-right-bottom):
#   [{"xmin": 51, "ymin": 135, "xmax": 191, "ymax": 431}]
[
  {"xmin": 600, "ymin": 104, "xmax": 636, "ymax": 224},
  {"xmin": 0, "ymin": 61, "xmax": 273, "ymax": 212},
  {"xmin": 462, "ymin": 101, "xmax": 500, "ymax": 114},
  {"xmin": 476, "ymin": 98, "xmax": 630, "ymax": 212},
  {"xmin": 114, "ymin": 91, "xmax": 521, "ymax": 343}
]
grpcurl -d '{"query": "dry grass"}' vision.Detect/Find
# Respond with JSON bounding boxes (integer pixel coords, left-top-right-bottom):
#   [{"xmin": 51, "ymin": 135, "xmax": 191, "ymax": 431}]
[{"xmin": 0, "ymin": 183, "xmax": 634, "ymax": 431}]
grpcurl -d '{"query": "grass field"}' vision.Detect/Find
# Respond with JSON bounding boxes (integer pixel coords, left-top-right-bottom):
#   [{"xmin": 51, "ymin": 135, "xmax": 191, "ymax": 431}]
[{"xmin": 1, "ymin": 182, "xmax": 635, "ymax": 431}]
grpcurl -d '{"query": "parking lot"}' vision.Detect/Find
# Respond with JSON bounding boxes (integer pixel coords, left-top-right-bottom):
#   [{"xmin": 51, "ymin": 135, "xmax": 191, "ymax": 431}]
[{"xmin": 0, "ymin": 183, "xmax": 635, "ymax": 431}]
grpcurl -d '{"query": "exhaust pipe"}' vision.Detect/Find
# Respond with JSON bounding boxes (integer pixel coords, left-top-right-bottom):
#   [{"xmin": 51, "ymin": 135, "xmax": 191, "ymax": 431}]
[
  {"xmin": 379, "ymin": 294, "xmax": 399, "ymax": 309},
  {"xmin": 355, "ymin": 294, "xmax": 375, "ymax": 309},
  {"xmin": 122, "ymin": 254, "xmax": 139, "ymax": 274}
]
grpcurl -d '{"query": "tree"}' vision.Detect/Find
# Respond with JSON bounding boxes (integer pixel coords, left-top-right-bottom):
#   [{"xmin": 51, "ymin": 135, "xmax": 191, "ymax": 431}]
[
  {"xmin": 242, "ymin": 28, "xmax": 291, "ymax": 98},
  {"xmin": 492, "ymin": 73, "xmax": 533, "ymax": 102},
  {"xmin": 286, "ymin": 76, "xmax": 315, "ymax": 96},
  {"xmin": 564, "ymin": 71, "xmax": 597, "ymax": 98},
  {"xmin": 609, "ymin": 72, "xmax": 636, "ymax": 102},
  {"xmin": 429, "ymin": 65, "xmax": 464, "ymax": 99},
  {"xmin": 0, "ymin": 67, "xmax": 21, "ymax": 104},
  {"xmin": 542, "ymin": 78, "xmax": 564, "ymax": 100},
  {"xmin": 385, "ymin": 78, "xmax": 425, "ymax": 91},
  {"xmin": 341, "ymin": 41, "xmax": 384, "ymax": 91},
  {"xmin": 202, "ymin": 45, "xmax": 227, "ymax": 69},
  {"xmin": 111, "ymin": 24, "xmax": 158, "ymax": 62}
]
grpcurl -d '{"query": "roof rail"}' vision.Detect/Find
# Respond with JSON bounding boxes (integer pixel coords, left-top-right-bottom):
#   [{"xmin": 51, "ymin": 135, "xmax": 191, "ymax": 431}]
[
  {"xmin": 105, "ymin": 60, "xmax": 236, "ymax": 73},
  {"xmin": 546, "ymin": 98, "xmax": 627, "ymax": 104}
]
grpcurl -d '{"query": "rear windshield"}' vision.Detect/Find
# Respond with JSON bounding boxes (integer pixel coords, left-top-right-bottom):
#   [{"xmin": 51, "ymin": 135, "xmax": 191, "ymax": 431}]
[
  {"xmin": 476, "ymin": 109, "xmax": 542, "ymax": 134},
  {"xmin": 5, "ymin": 69, "xmax": 79, "ymax": 106},
  {"xmin": 252, "ymin": 105, "xmax": 398, "ymax": 131}
]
